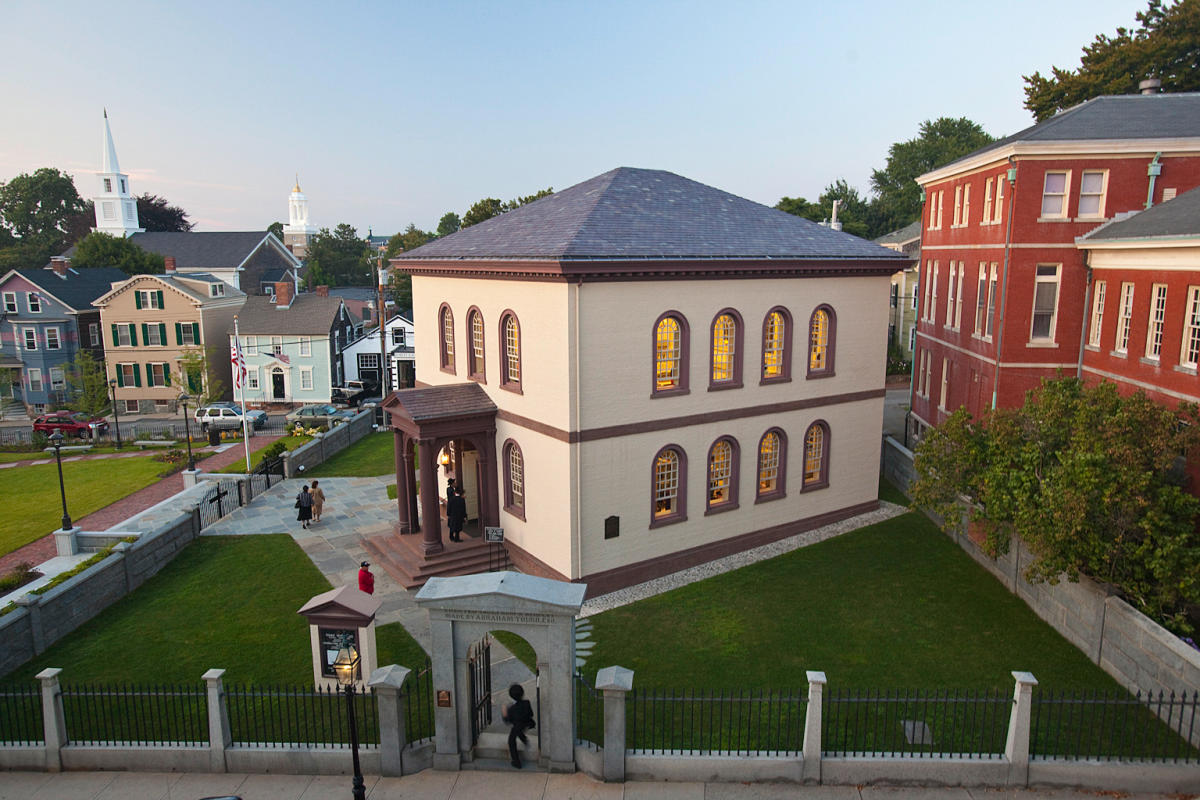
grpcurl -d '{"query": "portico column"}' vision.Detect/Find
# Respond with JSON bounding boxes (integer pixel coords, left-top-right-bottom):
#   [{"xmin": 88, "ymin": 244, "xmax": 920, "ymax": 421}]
[
  {"xmin": 417, "ymin": 438, "xmax": 444, "ymax": 555},
  {"xmin": 395, "ymin": 431, "xmax": 412, "ymax": 533},
  {"xmin": 407, "ymin": 445, "xmax": 419, "ymax": 532},
  {"xmin": 478, "ymin": 432, "xmax": 498, "ymax": 528}
]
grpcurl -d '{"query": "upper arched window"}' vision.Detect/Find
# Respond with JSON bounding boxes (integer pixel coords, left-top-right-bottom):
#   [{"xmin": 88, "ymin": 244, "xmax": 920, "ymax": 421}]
[
  {"xmin": 756, "ymin": 428, "xmax": 787, "ymax": 502},
  {"xmin": 500, "ymin": 311, "xmax": 522, "ymax": 393},
  {"xmin": 503, "ymin": 438, "xmax": 526, "ymax": 520},
  {"xmin": 706, "ymin": 436, "xmax": 740, "ymax": 513},
  {"xmin": 651, "ymin": 444, "xmax": 687, "ymax": 526},
  {"xmin": 761, "ymin": 307, "xmax": 792, "ymax": 383},
  {"xmin": 803, "ymin": 421, "xmax": 831, "ymax": 491},
  {"xmin": 710, "ymin": 310, "xmax": 743, "ymax": 389},
  {"xmin": 808, "ymin": 306, "xmax": 836, "ymax": 377},
  {"xmin": 653, "ymin": 312, "xmax": 690, "ymax": 396},
  {"xmin": 468, "ymin": 307, "xmax": 485, "ymax": 382},
  {"xmin": 438, "ymin": 304, "xmax": 455, "ymax": 373}
]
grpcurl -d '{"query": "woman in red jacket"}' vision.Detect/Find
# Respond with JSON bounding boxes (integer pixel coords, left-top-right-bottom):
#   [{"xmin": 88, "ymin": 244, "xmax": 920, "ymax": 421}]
[{"xmin": 358, "ymin": 561, "xmax": 374, "ymax": 594}]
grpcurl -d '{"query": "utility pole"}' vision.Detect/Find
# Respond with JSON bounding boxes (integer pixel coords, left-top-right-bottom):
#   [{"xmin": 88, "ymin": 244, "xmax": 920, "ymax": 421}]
[{"xmin": 377, "ymin": 255, "xmax": 390, "ymax": 395}]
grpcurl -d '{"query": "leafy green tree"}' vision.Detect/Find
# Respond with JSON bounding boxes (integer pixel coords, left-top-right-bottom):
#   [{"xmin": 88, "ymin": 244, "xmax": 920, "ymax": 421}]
[
  {"xmin": 911, "ymin": 378, "xmax": 1200, "ymax": 634},
  {"xmin": 503, "ymin": 188, "xmax": 553, "ymax": 210},
  {"xmin": 776, "ymin": 180, "xmax": 874, "ymax": 238},
  {"xmin": 437, "ymin": 212, "xmax": 461, "ymax": 237},
  {"xmin": 380, "ymin": 226, "xmax": 431, "ymax": 313},
  {"xmin": 135, "ymin": 193, "xmax": 193, "ymax": 232},
  {"xmin": 267, "ymin": 221, "xmax": 284, "ymax": 241},
  {"xmin": 303, "ymin": 224, "xmax": 371, "ymax": 287},
  {"xmin": 1024, "ymin": 0, "xmax": 1200, "ymax": 122},
  {"xmin": 0, "ymin": 168, "xmax": 88, "ymax": 267},
  {"xmin": 178, "ymin": 347, "xmax": 225, "ymax": 405},
  {"xmin": 869, "ymin": 118, "xmax": 994, "ymax": 235},
  {"xmin": 66, "ymin": 349, "xmax": 112, "ymax": 417},
  {"xmin": 462, "ymin": 198, "xmax": 504, "ymax": 228},
  {"xmin": 71, "ymin": 231, "xmax": 164, "ymax": 274}
]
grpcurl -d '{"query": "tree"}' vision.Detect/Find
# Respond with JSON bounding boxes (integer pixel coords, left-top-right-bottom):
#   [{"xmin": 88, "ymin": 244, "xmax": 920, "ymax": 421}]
[
  {"xmin": 135, "ymin": 193, "xmax": 193, "ymax": 232},
  {"xmin": 71, "ymin": 231, "xmax": 164, "ymax": 274},
  {"xmin": 911, "ymin": 378, "xmax": 1200, "ymax": 634},
  {"xmin": 1023, "ymin": 0, "xmax": 1200, "ymax": 122},
  {"xmin": 775, "ymin": 180, "xmax": 875, "ymax": 238},
  {"xmin": 178, "ymin": 347, "xmax": 225, "ymax": 405},
  {"xmin": 66, "ymin": 349, "xmax": 111, "ymax": 418},
  {"xmin": 869, "ymin": 118, "xmax": 994, "ymax": 235},
  {"xmin": 380, "ymin": 225, "xmax": 432, "ymax": 313},
  {"xmin": 437, "ymin": 212, "xmax": 461, "ymax": 237},
  {"xmin": 303, "ymin": 224, "xmax": 371, "ymax": 287},
  {"xmin": 0, "ymin": 167, "xmax": 88, "ymax": 267},
  {"xmin": 460, "ymin": 187, "xmax": 553, "ymax": 228},
  {"xmin": 267, "ymin": 221, "xmax": 284, "ymax": 241}
]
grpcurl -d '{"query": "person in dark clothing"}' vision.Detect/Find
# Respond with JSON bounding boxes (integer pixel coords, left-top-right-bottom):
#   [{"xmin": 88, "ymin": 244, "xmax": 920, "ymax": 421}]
[
  {"xmin": 358, "ymin": 561, "xmax": 374, "ymax": 595},
  {"xmin": 296, "ymin": 485, "xmax": 314, "ymax": 529},
  {"xmin": 446, "ymin": 477, "xmax": 457, "ymax": 504},
  {"xmin": 502, "ymin": 683, "xmax": 534, "ymax": 768},
  {"xmin": 447, "ymin": 487, "xmax": 467, "ymax": 542}
]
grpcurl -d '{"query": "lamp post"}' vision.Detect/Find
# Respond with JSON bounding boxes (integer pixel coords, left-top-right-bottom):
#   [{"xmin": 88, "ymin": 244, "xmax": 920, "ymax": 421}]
[
  {"xmin": 108, "ymin": 379, "xmax": 123, "ymax": 450},
  {"xmin": 333, "ymin": 638, "xmax": 366, "ymax": 800},
  {"xmin": 49, "ymin": 431, "xmax": 72, "ymax": 531},
  {"xmin": 179, "ymin": 392, "xmax": 196, "ymax": 472}
]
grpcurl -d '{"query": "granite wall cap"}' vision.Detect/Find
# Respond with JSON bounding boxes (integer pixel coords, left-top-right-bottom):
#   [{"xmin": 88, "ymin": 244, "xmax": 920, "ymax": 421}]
[
  {"xmin": 595, "ymin": 665, "xmax": 634, "ymax": 692},
  {"xmin": 415, "ymin": 571, "xmax": 587, "ymax": 613},
  {"xmin": 368, "ymin": 663, "xmax": 412, "ymax": 689}
]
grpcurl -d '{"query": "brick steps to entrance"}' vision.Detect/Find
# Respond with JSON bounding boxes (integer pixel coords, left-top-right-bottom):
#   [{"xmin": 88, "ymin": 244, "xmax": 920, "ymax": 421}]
[{"xmin": 362, "ymin": 530, "xmax": 499, "ymax": 590}]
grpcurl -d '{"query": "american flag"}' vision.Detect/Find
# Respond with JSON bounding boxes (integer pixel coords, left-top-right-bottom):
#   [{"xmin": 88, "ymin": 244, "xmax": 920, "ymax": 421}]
[{"xmin": 231, "ymin": 338, "xmax": 246, "ymax": 389}]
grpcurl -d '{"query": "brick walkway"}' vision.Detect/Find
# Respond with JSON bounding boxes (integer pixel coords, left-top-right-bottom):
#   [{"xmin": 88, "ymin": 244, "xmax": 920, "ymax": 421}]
[{"xmin": 0, "ymin": 436, "xmax": 284, "ymax": 575}]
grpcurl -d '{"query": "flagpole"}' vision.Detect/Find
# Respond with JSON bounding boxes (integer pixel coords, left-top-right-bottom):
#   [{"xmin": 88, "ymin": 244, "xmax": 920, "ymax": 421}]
[{"xmin": 234, "ymin": 316, "xmax": 251, "ymax": 473}]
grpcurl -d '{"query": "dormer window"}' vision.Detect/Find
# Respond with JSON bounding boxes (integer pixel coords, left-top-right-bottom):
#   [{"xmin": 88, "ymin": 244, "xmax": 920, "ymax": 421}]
[{"xmin": 210, "ymin": 284, "xmax": 225, "ymax": 297}]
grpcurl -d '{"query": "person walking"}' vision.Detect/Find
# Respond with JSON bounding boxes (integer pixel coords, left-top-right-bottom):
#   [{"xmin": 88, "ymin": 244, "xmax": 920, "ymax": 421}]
[
  {"xmin": 311, "ymin": 479, "xmax": 326, "ymax": 522},
  {"xmin": 502, "ymin": 683, "xmax": 535, "ymax": 769},
  {"xmin": 447, "ymin": 486, "xmax": 467, "ymax": 542},
  {"xmin": 358, "ymin": 561, "xmax": 374, "ymax": 594},
  {"xmin": 296, "ymin": 484, "xmax": 314, "ymax": 530}
]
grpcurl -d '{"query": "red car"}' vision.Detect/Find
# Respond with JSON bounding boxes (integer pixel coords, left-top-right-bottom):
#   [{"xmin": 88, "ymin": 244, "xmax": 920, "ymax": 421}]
[{"xmin": 33, "ymin": 411, "xmax": 110, "ymax": 440}]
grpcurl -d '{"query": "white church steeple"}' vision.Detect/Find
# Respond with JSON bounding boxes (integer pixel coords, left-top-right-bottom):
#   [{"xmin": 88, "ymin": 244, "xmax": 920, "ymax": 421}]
[
  {"xmin": 282, "ymin": 176, "xmax": 317, "ymax": 257},
  {"xmin": 94, "ymin": 110, "xmax": 143, "ymax": 237}
]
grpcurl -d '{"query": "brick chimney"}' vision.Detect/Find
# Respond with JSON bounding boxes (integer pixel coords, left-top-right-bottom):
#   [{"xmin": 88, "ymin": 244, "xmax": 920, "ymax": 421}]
[
  {"xmin": 274, "ymin": 280, "xmax": 294, "ymax": 307},
  {"xmin": 49, "ymin": 256, "xmax": 70, "ymax": 277},
  {"xmin": 315, "ymin": 285, "xmax": 329, "ymax": 297},
  {"xmin": 164, "ymin": 256, "xmax": 176, "ymax": 273}
]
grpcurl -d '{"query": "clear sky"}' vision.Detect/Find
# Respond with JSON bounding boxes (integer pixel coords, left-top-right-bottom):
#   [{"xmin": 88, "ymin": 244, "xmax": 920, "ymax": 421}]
[{"xmin": 0, "ymin": 0, "xmax": 1146, "ymax": 235}]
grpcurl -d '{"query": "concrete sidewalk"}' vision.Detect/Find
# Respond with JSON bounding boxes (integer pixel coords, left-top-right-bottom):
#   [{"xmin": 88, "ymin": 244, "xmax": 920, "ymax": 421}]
[{"xmin": 1, "ymin": 771, "xmax": 1185, "ymax": 800}]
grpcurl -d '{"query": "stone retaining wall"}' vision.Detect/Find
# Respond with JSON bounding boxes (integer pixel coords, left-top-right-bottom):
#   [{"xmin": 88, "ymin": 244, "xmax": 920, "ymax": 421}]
[{"xmin": 283, "ymin": 409, "xmax": 374, "ymax": 478}]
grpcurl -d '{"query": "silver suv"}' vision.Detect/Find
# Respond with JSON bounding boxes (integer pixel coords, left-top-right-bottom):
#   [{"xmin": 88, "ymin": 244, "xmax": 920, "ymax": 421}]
[{"xmin": 194, "ymin": 404, "xmax": 267, "ymax": 431}]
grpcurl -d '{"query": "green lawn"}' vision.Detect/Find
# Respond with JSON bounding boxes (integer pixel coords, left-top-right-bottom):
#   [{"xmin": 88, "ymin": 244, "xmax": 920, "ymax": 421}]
[
  {"xmin": 878, "ymin": 474, "xmax": 910, "ymax": 507},
  {"xmin": 3, "ymin": 534, "xmax": 427, "ymax": 686},
  {"xmin": 215, "ymin": 434, "xmax": 311, "ymax": 474},
  {"xmin": 306, "ymin": 432, "xmax": 397, "ymax": 477},
  {"xmin": 3, "ymin": 456, "xmax": 165, "ymax": 557}
]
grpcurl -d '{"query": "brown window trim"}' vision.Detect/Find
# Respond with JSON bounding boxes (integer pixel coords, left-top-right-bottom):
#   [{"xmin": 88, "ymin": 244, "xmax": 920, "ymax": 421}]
[
  {"xmin": 807, "ymin": 305, "xmax": 837, "ymax": 379},
  {"xmin": 651, "ymin": 311, "xmax": 690, "ymax": 398},
  {"xmin": 466, "ymin": 306, "xmax": 486, "ymax": 384},
  {"xmin": 438, "ymin": 302, "xmax": 456, "ymax": 375},
  {"xmin": 708, "ymin": 308, "xmax": 744, "ymax": 391},
  {"xmin": 502, "ymin": 438, "xmax": 526, "ymax": 521},
  {"xmin": 649, "ymin": 443, "xmax": 688, "ymax": 528},
  {"xmin": 800, "ymin": 420, "xmax": 831, "ymax": 492},
  {"xmin": 499, "ymin": 309, "xmax": 523, "ymax": 395},
  {"xmin": 754, "ymin": 427, "xmax": 788, "ymax": 503},
  {"xmin": 760, "ymin": 306, "xmax": 793, "ymax": 385},
  {"xmin": 704, "ymin": 435, "xmax": 740, "ymax": 515}
]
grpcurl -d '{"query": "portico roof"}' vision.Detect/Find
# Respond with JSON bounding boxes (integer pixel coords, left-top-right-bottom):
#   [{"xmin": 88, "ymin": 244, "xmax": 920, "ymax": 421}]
[{"xmin": 383, "ymin": 383, "xmax": 497, "ymax": 423}]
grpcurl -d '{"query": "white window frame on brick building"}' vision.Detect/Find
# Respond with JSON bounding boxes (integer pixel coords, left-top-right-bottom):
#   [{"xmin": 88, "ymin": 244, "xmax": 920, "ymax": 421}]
[
  {"xmin": 1030, "ymin": 264, "xmax": 1061, "ymax": 342},
  {"xmin": 1088, "ymin": 280, "xmax": 1106, "ymax": 348},
  {"xmin": 992, "ymin": 173, "xmax": 1005, "ymax": 224},
  {"xmin": 1144, "ymin": 283, "xmax": 1168, "ymax": 360},
  {"xmin": 1181, "ymin": 286, "xmax": 1200, "ymax": 370},
  {"xmin": 939, "ymin": 357, "xmax": 950, "ymax": 411},
  {"xmin": 1115, "ymin": 282, "xmax": 1135, "ymax": 354},
  {"xmin": 1040, "ymin": 170, "xmax": 1071, "ymax": 219}
]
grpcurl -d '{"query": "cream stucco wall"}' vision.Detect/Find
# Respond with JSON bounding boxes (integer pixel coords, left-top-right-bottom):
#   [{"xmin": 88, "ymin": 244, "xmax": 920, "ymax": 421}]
[{"xmin": 494, "ymin": 419, "xmax": 575, "ymax": 578}]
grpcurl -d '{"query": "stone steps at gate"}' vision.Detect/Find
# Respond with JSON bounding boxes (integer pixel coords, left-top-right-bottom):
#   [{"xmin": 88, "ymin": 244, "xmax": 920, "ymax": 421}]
[
  {"xmin": 363, "ymin": 532, "xmax": 500, "ymax": 590},
  {"xmin": 470, "ymin": 730, "xmax": 541, "ymax": 766}
]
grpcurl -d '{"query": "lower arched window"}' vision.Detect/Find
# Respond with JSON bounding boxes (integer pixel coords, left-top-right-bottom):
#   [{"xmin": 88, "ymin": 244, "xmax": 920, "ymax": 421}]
[
  {"xmin": 503, "ymin": 439, "xmax": 525, "ymax": 520},
  {"xmin": 803, "ymin": 421, "xmax": 830, "ymax": 491},
  {"xmin": 756, "ymin": 428, "xmax": 787, "ymax": 501},
  {"xmin": 706, "ymin": 436, "xmax": 739, "ymax": 513},
  {"xmin": 651, "ymin": 445, "xmax": 687, "ymax": 526}
]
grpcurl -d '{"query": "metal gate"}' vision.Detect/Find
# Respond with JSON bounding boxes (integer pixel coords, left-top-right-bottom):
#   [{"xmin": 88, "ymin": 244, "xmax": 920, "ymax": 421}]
[{"xmin": 467, "ymin": 634, "xmax": 492, "ymax": 746}]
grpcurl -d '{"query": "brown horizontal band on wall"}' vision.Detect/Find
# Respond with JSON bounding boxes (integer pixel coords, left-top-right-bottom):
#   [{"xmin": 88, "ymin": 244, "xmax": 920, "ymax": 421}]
[
  {"xmin": 396, "ymin": 257, "xmax": 905, "ymax": 283},
  {"xmin": 494, "ymin": 387, "xmax": 885, "ymax": 444}
]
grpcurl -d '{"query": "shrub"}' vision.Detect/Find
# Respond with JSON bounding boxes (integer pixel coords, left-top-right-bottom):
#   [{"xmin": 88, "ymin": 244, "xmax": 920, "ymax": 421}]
[{"xmin": 0, "ymin": 562, "xmax": 41, "ymax": 592}]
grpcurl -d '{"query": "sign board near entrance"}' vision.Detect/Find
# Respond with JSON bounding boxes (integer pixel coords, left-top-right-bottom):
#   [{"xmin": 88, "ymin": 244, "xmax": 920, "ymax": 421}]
[
  {"xmin": 437, "ymin": 690, "xmax": 452, "ymax": 708},
  {"xmin": 484, "ymin": 526, "xmax": 504, "ymax": 543}
]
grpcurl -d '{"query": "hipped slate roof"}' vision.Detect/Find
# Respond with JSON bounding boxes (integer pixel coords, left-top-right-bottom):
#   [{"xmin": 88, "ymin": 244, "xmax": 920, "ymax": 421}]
[
  {"xmin": 395, "ymin": 168, "xmax": 908, "ymax": 262},
  {"xmin": 1081, "ymin": 186, "xmax": 1200, "ymax": 241},
  {"xmin": 385, "ymin": 383, "xmax": 496, "ymax": 423},
  {"xmin": 235, "ymin": 294, "xmax": 345, "ymax": 335},
  {"xmin": 128, "ymin": 231, "xmax": 279, "ymax": 269},
  {"xmin": 874, "ymin": 220, "xmax": 922, "ymax": 247},
  {"xmin": 15, "ymin": 267, "xmax": 128, "ymax": 310}
]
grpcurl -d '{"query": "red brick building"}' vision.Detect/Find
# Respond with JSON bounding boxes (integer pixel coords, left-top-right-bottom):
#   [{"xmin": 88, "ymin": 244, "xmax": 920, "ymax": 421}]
[{"xmin": 909, "ymin": 93, "xmax": 1200, "ymax": 440}]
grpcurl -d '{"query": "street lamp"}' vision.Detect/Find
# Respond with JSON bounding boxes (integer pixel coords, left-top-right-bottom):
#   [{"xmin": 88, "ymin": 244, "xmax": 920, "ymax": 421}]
[
  {"xmin": 179, "ymin": 392, "xmax": 196, "ymax": 472},
  {"xmin": 333, "ymin": 638, "xmax": 366, "ymax": 800},
  {"xmin": 49, "ymin": 431, "xmax": 72, "ymax": 531},
  {"xmin": 108, "ymin": 379, "xmax": 123, "ymax": 450}
]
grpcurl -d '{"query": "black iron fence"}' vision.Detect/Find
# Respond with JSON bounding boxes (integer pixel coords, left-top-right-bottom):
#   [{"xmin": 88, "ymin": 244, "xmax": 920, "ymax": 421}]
[
  {"xmin": 0, "ymin": 685, "xmax": 42, "ymax": 745},
  {"xmin": 1030, "ymin": 689, "xmax": 1200, "ymax": 763},
  {"xmin": 249, "ymin": 455, "xmax": 285, "ymax": 496},
  {"xmin": 225, "ymin": 683, "xmax": 379, "ymax": 747},
  {"xmin": 822, "ymin": 688, "xmax": 1011, "ymax": 758},
  {"xmin": 196, "ymin": 479, "xmax": 241, "ymax": 529},
  {"xmin": 404, "ymin": 658, "xmax": 435, "ymax": 744},
  {"xmin": 61, "ymin": 682, "xmax": 207, "ymax": 746},
  {"xmin": 574, "ymin": 673, "xmax": 603, "ymax": 750},
  {"xmin": 627, "ymin": 687, "xmax": 807, "ymax": 755}
]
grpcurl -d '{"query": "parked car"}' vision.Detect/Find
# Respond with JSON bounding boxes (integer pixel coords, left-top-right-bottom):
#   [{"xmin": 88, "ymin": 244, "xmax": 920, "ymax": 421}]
[
  {"xmin": 33, "ymin": 411, "xmax": 109, "ymax": 440},
  {"xmin": 286, "ymin": 404, "xmax": 357, "ymax": 428},
  {"xmin": 331, "ymin": 379, "xmax": 378, "ymax": 408},
  {"xmin": 194, "ymin": 404, "xmax": 268, "ymax": 431}
]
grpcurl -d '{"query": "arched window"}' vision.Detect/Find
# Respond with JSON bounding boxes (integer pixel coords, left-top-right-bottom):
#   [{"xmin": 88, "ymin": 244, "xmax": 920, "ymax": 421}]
[
  {"xmin": 761, "ymin": 307, "xmax": 792, "ymax": 383},
  {"xmin": 651, "ymin": 445, "xmax": 687, "ymax": 526},
  {"xmin": 500, "ymin": 311, "xmax": 522, "ymax": 392},
  {"xmin": 503, "ymin": 439, "xmax": 525, "ymax": 520},
  {"xmin": 808, "ymin": 306, "xmax": 836, "ymax": 377},
  {"xmin": 756, "ymin": 428, "xmax": 787, "ymax": 501},
  {"xmin": 439, "ymin": 304, "xmax": 455, "ymax": 373},
  {"xmin": 706, "ymin": 436, "xmax": 740, "ymax": 513},
  {"xmin": 653, "ymin": 312, "xmax": 690, "ymax": 396},
  {"xmin": 803, "ymin": 421, "xmax": 830, "ymax": 491},
  {"xmin": 710, "ymin": 309, "xmax": 743, "ymax": 389},
  {"xmin": 467, "ymin": 307, "xmax": 485, "ymax": 382}
]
